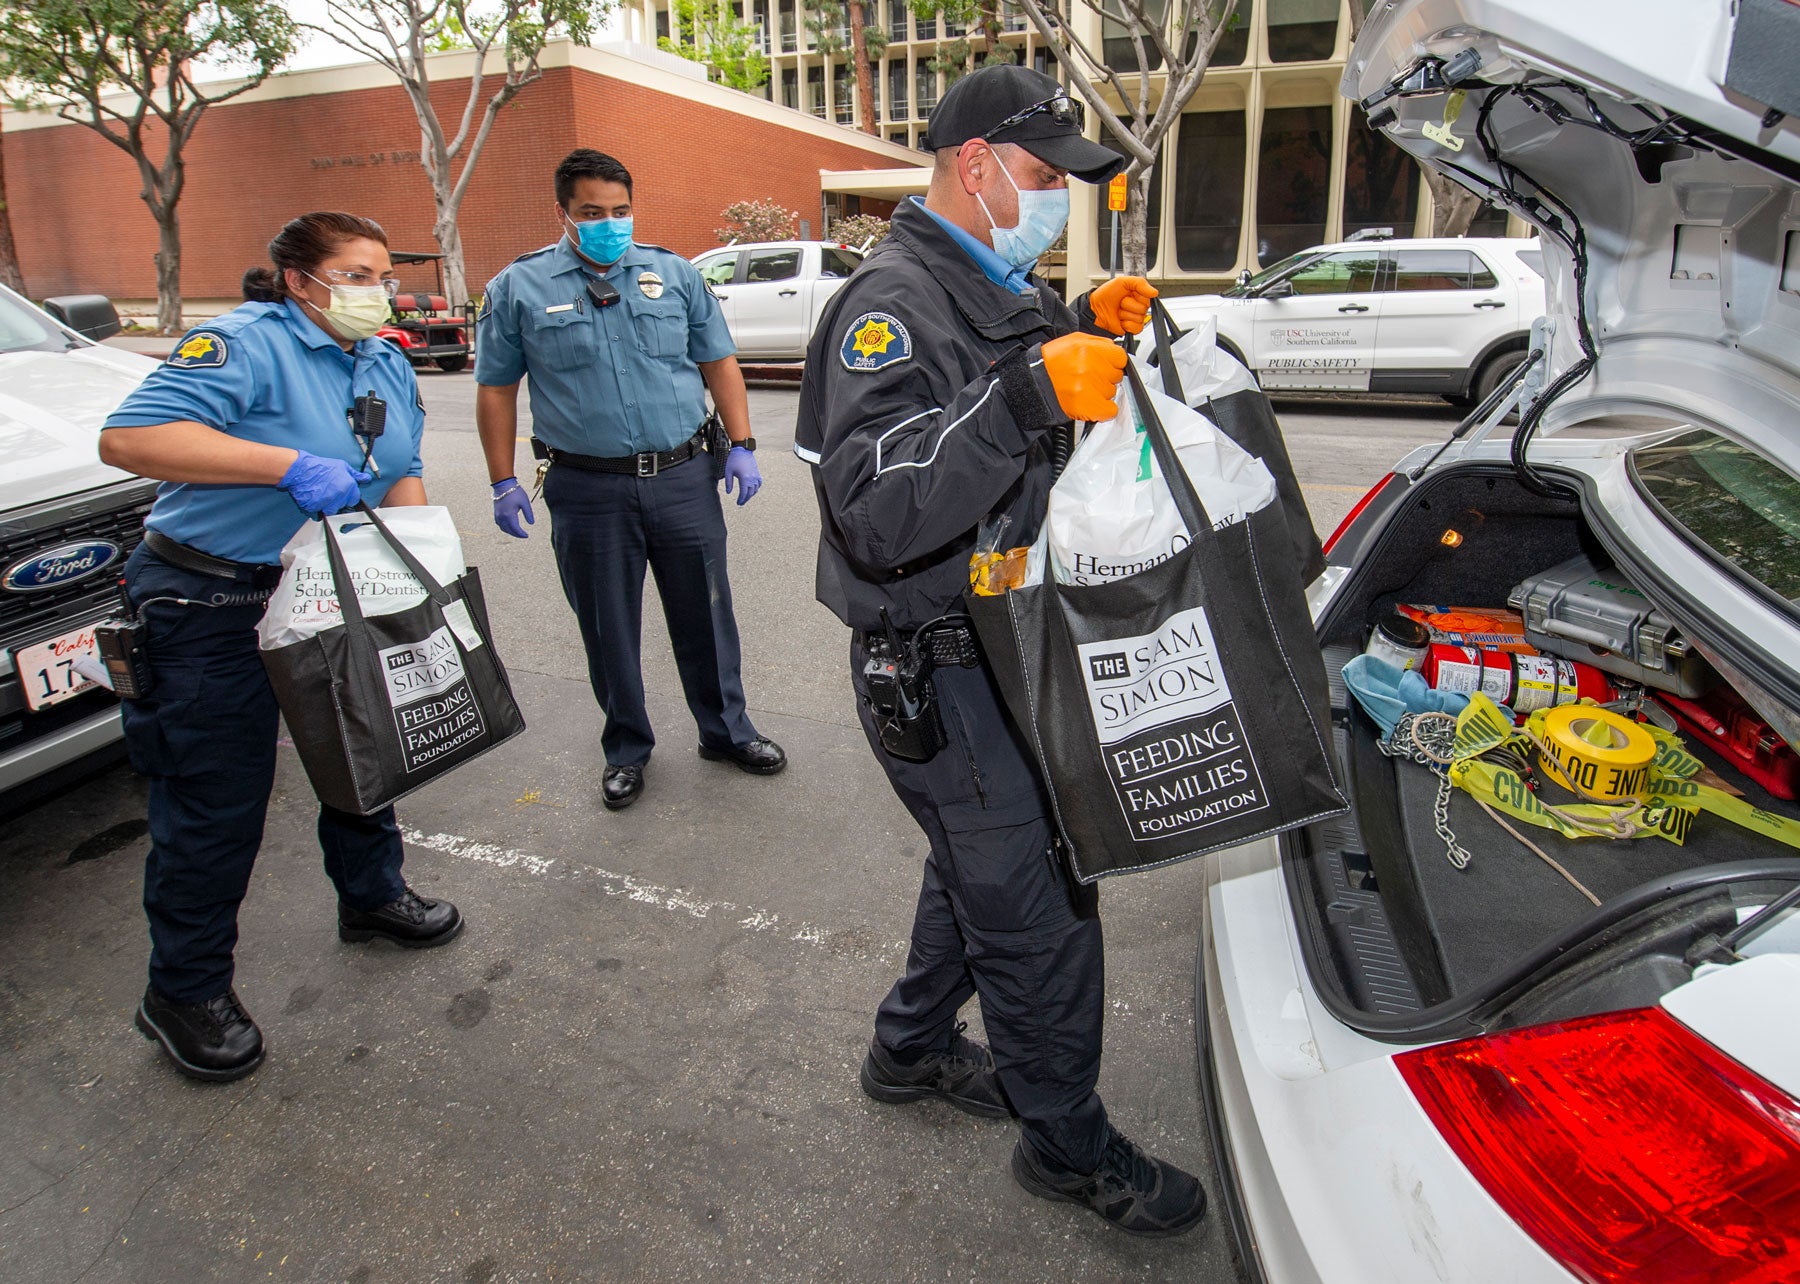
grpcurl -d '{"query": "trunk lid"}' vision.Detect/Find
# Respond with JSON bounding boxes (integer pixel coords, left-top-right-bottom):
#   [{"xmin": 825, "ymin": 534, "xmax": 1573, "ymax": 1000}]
[{"xmin": 1344, "ymin": 0, "xmax": 1800, "ymax": 468}]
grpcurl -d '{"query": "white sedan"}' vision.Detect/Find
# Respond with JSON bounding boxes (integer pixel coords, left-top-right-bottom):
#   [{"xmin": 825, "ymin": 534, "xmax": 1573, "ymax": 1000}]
[{"xmin": 1202, "ymin": 2, "xmax": 1800, "ymax": 1281}]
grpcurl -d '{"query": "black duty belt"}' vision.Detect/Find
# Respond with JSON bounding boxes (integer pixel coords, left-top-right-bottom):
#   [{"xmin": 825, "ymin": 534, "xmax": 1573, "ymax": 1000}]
[
  {"xmin": 531, "ymin": 428, "xmax": 708, "ymax": 478},
  {"xmin": 143, "ymin": 529, "xmax": 284, "ymax": 589}
]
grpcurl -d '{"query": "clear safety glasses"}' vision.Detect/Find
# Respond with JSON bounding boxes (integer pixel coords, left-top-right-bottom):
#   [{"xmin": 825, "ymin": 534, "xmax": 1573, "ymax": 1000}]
[{"xmin": 316, "ymin": 268, "xmax": 401, "ymax": 298}]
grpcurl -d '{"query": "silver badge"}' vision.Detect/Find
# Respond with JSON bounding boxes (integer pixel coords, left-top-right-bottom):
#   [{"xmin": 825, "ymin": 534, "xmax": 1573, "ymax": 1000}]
[{"xmin": 637, "ymin": 271, "xmax": 665, "ymax": 300}]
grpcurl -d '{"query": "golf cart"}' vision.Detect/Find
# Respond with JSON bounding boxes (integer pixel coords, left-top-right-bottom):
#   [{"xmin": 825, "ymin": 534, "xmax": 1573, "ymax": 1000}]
[{"xmin": 376, "ymin": 251, "xmax": 471, "ymax": 373}]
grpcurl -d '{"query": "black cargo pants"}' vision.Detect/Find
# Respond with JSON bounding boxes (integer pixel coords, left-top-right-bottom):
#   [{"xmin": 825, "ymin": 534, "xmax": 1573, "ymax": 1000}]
[{"xmin": 851, "ymin": 635, "xmax": 1109, "ymax": 1174}]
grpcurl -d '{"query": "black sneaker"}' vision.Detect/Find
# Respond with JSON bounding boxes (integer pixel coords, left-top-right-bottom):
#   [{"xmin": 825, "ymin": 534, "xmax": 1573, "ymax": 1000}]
[
  {"xmin": 1012, "ymin": 1128, "xmax": 1208, "ymax": 1238},
  {"xmin": 338, "ymin": 887, "xmax": 463, "ymax": 948},
  {"xmin": 135, "ymin": 986, "xmax": 265, "ymax": 1083},
  {"xmin": 859, "ymin": 1021, "xmax": 1014, "ymax": 1119}
]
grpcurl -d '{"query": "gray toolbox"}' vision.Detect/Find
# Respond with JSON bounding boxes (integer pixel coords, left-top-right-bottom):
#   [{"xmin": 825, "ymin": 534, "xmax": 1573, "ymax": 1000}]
[{"xmin": 1508, "ymin": 554, "xmax": 1716, "ymax": 697}]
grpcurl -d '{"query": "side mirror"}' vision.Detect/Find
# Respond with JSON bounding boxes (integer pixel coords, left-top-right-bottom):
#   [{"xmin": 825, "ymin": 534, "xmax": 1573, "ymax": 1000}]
[
  {"xmin": 42, "ymin": 295, "xmax": 123, "ymax": 342},
  {"xmin": 1260, "ymin": 280, "xmax": 1295, "ymax": 300},
  {"xmin": 1236, "ymin": 269, "xmax": 1252, "ymax": 289}
]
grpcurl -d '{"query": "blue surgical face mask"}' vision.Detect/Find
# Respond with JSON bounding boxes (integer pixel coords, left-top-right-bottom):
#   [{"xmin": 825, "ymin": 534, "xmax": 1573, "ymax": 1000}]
[
  {"xmin": 977, "ymin": 155, "xmax": 1070, "ymax": 269},
  {"xmin": 566, "ymin": 212, "xmax": 633, "ymax": 264}
]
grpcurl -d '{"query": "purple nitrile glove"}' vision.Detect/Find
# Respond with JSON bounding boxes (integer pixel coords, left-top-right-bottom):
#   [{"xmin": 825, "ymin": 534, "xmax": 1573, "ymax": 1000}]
[
  {"xmin": 722, "ymin": 447, "xmax": 761, "ymax": 506},
  {"xmin": 492, "ymin": 477, "xmax": 535, "ymax": 539},
  {"xmin": 278, "ymin": 450, "xmax": 370, "ymax": 515}
]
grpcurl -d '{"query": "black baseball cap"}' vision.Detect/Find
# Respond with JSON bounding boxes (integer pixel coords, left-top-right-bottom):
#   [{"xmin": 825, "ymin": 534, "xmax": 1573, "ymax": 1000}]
[{"xmin": 920, "ymin": 65, "xmax": 1126, "ymax": 184}]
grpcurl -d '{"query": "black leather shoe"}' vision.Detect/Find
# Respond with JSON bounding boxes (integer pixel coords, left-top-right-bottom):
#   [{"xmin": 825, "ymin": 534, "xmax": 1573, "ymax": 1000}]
[
  {"xmin": 860, "ymin": 1021, "xmax": 1014, "ymax": 1119},
  {"xmin": 338, "ymin": 887, "xmax": 463, "ymax": 948},
  {"xmin": 1012, "ymin": 1128, "xmax": 1208, "ymax": 1238},
  {"xmin": 603, "ymin": 763, "xmax": 645, "ymax": 810},
  {"xmin": 697, "ymin": 735, "xmax": 787, "ymax": 775},
  {"xmin": 136, "ymin": 986, "xmax": 264, "ymax": 1083}
]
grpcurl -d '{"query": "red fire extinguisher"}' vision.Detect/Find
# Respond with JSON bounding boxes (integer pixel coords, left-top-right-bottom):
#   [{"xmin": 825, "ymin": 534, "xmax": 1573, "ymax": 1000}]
[{"xmin": 1424, "ymin": 643, "xmax": 1616, "ymax": 714}]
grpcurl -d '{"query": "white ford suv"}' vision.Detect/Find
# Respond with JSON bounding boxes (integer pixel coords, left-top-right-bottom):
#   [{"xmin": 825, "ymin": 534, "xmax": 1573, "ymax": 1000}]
[
  {"xmin": 1199, "ymin": 2, "xmax": 1800, "ymax": 1282},
  {"xmin": 0, "ymin": 287, "xmax": 158, "ymax": 809},
  {"xmin": 1163, "ymin": 233, "xmax": 1546, "ymax": 405}
]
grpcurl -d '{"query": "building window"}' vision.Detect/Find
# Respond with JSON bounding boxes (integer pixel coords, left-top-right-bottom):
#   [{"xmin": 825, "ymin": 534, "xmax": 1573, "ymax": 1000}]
[
  {"xmin": 779, "ymin": 0, "xmax": 797, "ymax": 50},
  {"xmin": 916, "ymin": 10, "xmax": 938, "ymax": 39},
  {"xmin": 1094, "ymin": 148, "xmax": 1163, "ymax": 270},
  {"xmin": 655, "ymin": 9, "xmax": 669, "ymax": 41},
  {"xmin": 833, "ymin": 65, "xmax": 853, "ymax": 119},
  {"xmin": 889, "ymin": 61, "xmax": 909, "ymax": 119},
  {"xmin": 889, "ymin": 129, "xmax": 909, "ymax": 144},
  {"xmin": 781, "ymin": 67, "xmax": 799, "ymax": 109},
  {"xmin": 1032, "ymin": 47, "xmax": 1051, "ymax": 75},
  {"xmin": 916, "ymin": 64, "xmax": 937, "ymax": 112},
  {"xmin": 1174, "ymin": 110, "xmax": 1247, "ymax": 272},
  {"xmin": 1212, "ymin": 0, "xmax": 1250, "ymax": 65},
  {"xmin": 1467, "ymin": 204, "xmax": 1510, "ymax": 237},
  {"xmin": 1255, "ymin": 104, "xmax": 1331, "ymax": 264},
  {"xmin": 1342, "ymin": 114, "xmax": 1419, "ymax": 239},
  {"xmin": 1266, "ymin": 0, "xmax": 1337, "ymax": 62},
  {"xmin": 1104, "ymin": 0, "xmax": 1164, "ymax": 73},
  {"xmin": 808, "ymin": 65, "xmax": 826, "ymax": 116},
  {"xmin": 888, "ymin": 2, "xmax": 908, "ymax": 40}
]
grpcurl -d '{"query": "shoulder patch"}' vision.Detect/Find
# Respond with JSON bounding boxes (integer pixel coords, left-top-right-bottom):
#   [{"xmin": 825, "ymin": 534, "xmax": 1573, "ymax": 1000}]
[
  {"xmin": 167, "ymin": 332, "xmax": 229, "ymax": 369},
  {"xmin": 840, "ymin": 312, "xmax": 913, "ymax": 373}
]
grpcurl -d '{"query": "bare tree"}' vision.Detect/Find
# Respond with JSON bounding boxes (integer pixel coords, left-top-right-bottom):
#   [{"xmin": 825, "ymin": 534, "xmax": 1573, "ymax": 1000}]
[
  {"xmin": 314, "ymin": 0, "xmax": 611, "ymax": 306},
  {"xmin": 1015, "ymin": 0, "xmax": 1237, "ymax": 275},
  {"xmin": 0, "ymin": 108, "xmax": 25, "ymax": 293},
  {"xmin": 1344, "ymin": 0, "xmax": 1481, "ymax": 237},
  {"xmin": 0, "ymin": 0, "xmax": 296, "ymax": 331}
]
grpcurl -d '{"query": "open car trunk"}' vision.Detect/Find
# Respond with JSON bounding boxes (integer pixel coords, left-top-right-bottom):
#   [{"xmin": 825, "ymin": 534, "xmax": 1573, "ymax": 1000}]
[{"xmin": 1292, "ymin": 461, "xmax": 1800, "ymax": 1040}]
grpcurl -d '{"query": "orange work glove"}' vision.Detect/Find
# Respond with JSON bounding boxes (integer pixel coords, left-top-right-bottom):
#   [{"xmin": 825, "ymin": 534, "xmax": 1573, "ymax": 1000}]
[
  {"xmin": 1040, "ymin": 332, "xmax": 1128, "ymax": 423},
  {"xmin": 1088, "ymin": 275, "xmax": 1159, "ymax": 336}
]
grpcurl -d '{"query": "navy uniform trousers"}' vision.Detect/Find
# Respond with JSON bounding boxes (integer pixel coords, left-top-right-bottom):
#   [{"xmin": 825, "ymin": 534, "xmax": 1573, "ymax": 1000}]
[
  {"xmin": 121, "ymin": 544, "xmax": 407, "ymax": 1004},
  {"xmin": 852, "ymin": 635, "xmax": 1110, "ymax": 1175},
  {"xmin": 542, "ymin": 453, "xmax": 756, "ymax": 767}
]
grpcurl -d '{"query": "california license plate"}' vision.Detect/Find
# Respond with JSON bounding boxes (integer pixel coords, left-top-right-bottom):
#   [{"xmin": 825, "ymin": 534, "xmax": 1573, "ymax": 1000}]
[{"xmin": 14, "ymin": 626, "xmax": 101, "ymax": 711}]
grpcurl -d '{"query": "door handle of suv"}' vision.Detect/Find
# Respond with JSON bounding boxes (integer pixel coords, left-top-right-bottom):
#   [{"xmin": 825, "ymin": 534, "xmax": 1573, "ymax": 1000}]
[
  {"xmin": 1338, "ymin": 303, "xmax": 1370, "ymax": 313},
  {"xmin": 1474, "ymin": 299, "xmax": 1505, "ymax": 308},
  {"xmin": 778, "ymin": 289, "xmax": 798, "ymax": 297}
]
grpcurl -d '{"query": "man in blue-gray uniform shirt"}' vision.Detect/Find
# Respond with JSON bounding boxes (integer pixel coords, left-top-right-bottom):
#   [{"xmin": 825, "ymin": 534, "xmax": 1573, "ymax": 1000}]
[{"xmin": 475, "ymin": 148, "xmax": 784, "ymax": 811}]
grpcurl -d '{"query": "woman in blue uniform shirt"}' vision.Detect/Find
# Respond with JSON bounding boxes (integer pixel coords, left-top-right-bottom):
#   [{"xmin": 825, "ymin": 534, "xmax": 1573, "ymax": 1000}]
[{"xmin": 98, "ymin": 211, "xmax": 464, "ymax": 1084}]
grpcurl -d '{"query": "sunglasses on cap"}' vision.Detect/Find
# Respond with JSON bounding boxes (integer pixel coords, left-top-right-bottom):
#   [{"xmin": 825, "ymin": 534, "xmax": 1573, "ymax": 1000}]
[{"xmin": 982, "ymin": 93, "xmax": 1085, "ymax": 140}]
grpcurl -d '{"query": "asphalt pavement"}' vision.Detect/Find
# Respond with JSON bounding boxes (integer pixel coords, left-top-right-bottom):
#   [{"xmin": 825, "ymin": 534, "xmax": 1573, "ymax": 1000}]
[{"xmin": 0, "ymin": 375, "xmax": 1455, "ymax": 1284}]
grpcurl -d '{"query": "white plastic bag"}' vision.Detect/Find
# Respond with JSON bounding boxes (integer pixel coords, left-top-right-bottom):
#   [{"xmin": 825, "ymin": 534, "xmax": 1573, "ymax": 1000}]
[
  {"xmin": 1046, "ymin": 380, "xmax": 1277, "ymax": 587},
  {"xmin": 257, "ymin": 506, "xmax": 468, "ymax": 651},
  {"xmin": 1133, "ymin": 313, "xmax": 1260, "ymax": 405}
]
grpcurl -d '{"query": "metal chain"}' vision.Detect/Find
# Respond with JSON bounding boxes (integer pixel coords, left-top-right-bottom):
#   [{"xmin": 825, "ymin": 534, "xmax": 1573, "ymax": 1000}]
[{"xmin": 1379, "ymin": 712, "xmax": 1473, "ymax": 870}]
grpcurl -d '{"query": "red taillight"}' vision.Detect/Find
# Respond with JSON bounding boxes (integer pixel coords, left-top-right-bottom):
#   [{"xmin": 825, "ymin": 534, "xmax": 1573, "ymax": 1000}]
[
  {"xmin": 1398, "ymin": 1007, "xmax": 1800, "ymax": 1284},
  {"xmin": 1321, "ymin": 471, "xmax": 1397, "ymax": 556}
]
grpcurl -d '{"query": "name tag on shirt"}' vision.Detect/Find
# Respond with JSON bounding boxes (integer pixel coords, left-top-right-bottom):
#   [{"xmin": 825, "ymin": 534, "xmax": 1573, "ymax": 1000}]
[{"xmin": 545, "ymin": 303, "xmax": 576, "ymax": 314}]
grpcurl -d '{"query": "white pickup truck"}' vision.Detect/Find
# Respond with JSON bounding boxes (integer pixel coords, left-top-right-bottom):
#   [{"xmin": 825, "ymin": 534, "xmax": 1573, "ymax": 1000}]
[{"xmin": 689, "ymin": 240, "xmax": 863, "ymax": 361}]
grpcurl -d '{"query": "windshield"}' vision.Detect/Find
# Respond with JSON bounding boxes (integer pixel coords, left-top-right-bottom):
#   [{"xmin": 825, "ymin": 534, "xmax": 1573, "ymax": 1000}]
[
  {"xmin": 1631, "ymin": 430, "xmax": 1800, "ymax": 607},
  {"xmin": 0, "ymin": 288, "xmax": 80, "ymax": 355},
  {"xmin": 1223, "ymin": 251, "xmax": 1318, "ymax": 297}
]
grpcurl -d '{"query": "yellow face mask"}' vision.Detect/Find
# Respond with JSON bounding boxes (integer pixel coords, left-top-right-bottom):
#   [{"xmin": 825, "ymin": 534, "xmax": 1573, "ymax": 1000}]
[{"xmin": 304, "ymin": 273, "xmax": 392, "ymax": 342}]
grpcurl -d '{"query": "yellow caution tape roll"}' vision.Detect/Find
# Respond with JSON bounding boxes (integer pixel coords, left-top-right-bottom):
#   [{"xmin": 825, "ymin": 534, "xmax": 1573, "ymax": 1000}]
[{"xmin": 1537, "ymin": 705, "xmax": 1657, "ymax": 802}]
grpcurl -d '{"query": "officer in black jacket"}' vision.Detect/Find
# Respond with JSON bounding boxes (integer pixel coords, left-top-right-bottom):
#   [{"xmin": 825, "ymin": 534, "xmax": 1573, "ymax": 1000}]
[{"xmin": 796, "ymin": 65, "xmax": 1205, "ymax": 1237}]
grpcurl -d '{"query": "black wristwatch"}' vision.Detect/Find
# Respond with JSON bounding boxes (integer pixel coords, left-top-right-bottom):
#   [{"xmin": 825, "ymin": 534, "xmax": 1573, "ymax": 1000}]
[{"xmin": 731, "ymin": 437, "xmax": 757, "ymax": 452}]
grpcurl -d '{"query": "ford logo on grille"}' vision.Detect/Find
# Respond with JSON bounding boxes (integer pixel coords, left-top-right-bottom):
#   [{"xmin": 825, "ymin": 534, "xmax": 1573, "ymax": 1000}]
[{"xmin": 2, "ymin": 540, "xmax": 123, "ymax": 593}]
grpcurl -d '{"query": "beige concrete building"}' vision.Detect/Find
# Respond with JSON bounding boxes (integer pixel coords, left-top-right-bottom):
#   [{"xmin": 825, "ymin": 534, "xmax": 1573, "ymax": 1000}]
[{"xmin": 629, "ymin": 0, "xmax": 1524, "ymax": 294}]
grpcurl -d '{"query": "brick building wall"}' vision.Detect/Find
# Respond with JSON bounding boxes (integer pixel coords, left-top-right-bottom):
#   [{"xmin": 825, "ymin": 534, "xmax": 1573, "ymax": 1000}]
[{"xmin": 4, "ymin": 52, "xmax": 911, "ymax": 306}]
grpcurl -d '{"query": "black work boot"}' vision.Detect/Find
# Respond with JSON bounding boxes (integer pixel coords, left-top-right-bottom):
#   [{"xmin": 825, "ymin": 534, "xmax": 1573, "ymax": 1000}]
[
  {"xmin": 135, "ymin": 986, "xmax": 265, "ymax": 1083},
  {"xmin": 860, "ymin": 1021, "xmax": 1014, "ymax": 1119},
  {"xmin": 338, "ymin": 887, "xmax": 463, "ymax": 948},
  {"xmin": 1012, "ymin": 1127, "xmax": 1209, "ymax": 1238}
]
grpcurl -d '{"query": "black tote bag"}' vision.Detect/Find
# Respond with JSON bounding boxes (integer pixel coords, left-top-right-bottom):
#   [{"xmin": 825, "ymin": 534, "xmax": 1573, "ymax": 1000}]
[
  {"xmin": 262, "ymin": 504, "xmax": 526, "ymax": 815},
  {"xmin": 967, "ymin": 364, "xmax": 1346, "ymax": 882},
  {"xmin": 1144, "ymin": 298, "xmax": 1327, "ymax": 585}
]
